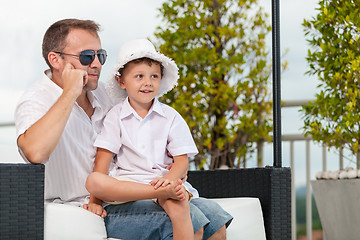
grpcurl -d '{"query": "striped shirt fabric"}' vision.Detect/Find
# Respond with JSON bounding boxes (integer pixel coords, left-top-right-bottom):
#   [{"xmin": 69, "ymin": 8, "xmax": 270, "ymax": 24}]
[{"xmin": 15, "ymin": 70, "xmax": 113, "ymax": 206}]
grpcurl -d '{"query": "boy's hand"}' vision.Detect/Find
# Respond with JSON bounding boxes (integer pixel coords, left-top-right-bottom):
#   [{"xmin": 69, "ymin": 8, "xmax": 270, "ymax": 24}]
[
  {"xmin": 150, "ymin": 177, "xmax": 171, "ymax": 189},
  {"xmin": 83, "ymin": 203, "xmax": 107, "ymax": 218}
]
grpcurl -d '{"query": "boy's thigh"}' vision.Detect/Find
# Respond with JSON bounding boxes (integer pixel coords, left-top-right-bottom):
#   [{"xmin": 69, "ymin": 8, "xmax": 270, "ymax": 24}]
[{"xmin": 104, "ymin": 200, "xmax": 173, "ymax": 240}]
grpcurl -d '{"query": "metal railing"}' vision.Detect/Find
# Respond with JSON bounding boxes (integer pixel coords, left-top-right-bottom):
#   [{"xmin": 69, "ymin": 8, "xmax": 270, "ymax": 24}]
[
  {"xmin": 281, "ymin": 99, "xmax": 338, "ymax": 240},
  {"xmin": 282, "ymin": 100, "xmax": 314, "ymax": 240},
  {"xmin": 282, "ymin": 133, "xmax": 315, "ymax": 240},
  {"xmin": 0, "ymin": 122, "xmax": 15, "ymax": 127}
]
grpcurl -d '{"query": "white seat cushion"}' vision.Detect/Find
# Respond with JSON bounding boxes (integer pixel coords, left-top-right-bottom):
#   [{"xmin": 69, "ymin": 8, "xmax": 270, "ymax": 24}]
[
  {"xmin": 44, "ymin": 198, "xmax": 265, "ymax": 240},
  {"xmin": 44, "ymin": 203, "xmax": 108, "ymax": 240},
  {"xmin": 213, "ymin": 198, "xmax": 266, "ymax": 240}
]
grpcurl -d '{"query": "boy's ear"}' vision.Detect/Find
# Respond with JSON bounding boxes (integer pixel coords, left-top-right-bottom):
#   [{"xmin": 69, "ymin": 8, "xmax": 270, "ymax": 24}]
[{"xmin": 115, "ymin": 75, "xmax": 126, "ymax": 89}]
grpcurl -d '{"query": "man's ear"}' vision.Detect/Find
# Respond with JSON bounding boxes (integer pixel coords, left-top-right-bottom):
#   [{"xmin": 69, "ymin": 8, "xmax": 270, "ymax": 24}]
[
  {"xmin": 48, "ymin": 52, "xmax": 62, "ymax": 70},
  {"xmin": 115, "ymin": 75, "xmax": 126, "ymax": 89}
]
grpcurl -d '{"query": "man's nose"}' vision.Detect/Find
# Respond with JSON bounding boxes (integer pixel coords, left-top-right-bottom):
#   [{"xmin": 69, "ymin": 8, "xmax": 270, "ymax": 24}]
[{"xmin": 89, "ymin": 54, "xmax": 102, "ymax": 68}]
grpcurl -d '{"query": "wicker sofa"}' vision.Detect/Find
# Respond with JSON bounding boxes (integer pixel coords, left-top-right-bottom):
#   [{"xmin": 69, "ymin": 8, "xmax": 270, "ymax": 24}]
[{"xmin": 0, "ymin": 163, "xmax": 291, "ymax": 240}]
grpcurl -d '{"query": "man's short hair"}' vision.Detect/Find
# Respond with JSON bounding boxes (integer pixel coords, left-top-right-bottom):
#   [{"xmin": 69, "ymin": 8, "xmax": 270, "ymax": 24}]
[{"xmin": 42, "ymin": 19, "xmax": 101, "ymax": 69}]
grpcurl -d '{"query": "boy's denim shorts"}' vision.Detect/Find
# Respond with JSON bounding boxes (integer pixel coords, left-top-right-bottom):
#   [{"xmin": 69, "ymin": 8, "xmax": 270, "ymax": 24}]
[{"xmin": 104, "ymin": 198, "xmax": 233, "ymax": 240}]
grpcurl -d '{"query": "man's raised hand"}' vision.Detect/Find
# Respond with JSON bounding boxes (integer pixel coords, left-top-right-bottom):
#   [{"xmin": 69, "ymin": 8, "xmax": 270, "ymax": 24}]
[{"xmin": 62, "ymin": 63, "xmax": 88, "ymax": 98}]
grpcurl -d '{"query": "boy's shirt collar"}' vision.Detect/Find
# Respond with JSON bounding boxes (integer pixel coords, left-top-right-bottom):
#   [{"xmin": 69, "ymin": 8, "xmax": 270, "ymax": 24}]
[{"xmin": 120, "ymin": 97, "xmax": 166, "ymax": 120}]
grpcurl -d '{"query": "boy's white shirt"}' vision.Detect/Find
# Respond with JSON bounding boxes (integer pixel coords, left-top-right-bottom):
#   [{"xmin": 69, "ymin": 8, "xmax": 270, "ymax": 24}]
[{"xmin": 94, "ymin": 97, "xmax": 199, "ymax": 198}]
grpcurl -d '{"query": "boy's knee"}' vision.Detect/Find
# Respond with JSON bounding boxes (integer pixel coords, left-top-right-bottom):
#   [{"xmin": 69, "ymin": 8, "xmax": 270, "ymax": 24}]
[{"xmin": 85, "ymin": 172, "xmax": 102, "ymax": 194}]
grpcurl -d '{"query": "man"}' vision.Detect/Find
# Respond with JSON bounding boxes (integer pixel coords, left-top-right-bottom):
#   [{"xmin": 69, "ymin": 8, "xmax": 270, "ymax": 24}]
[
  {"xmin": 15, "ymin": 19, "xmax": 111, "ymax": 206},
  {"xmin": 15, "ymin": 19, "xmax": 230, "ymax": 239}
]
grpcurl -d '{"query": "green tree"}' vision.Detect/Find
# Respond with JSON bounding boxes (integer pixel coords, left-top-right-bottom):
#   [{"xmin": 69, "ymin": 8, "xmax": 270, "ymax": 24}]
[
  {"xmin": 302, "ymin": 0, "xmax": 360, "ymax": 162},
  {"xmin": 154, "ymin": 0, "xmax": 273, "ymax": 169}
]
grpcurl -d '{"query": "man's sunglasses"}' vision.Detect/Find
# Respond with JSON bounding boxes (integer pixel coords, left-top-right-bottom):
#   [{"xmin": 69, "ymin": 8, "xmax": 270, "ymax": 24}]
[{"xmin": 55, "ymin": 49, "xmax": 107, "ymax": 66}]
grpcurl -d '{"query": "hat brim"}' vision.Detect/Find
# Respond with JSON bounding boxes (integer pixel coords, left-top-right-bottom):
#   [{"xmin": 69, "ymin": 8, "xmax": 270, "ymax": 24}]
[{"xmin": 105, "ymin": 49, "xmax": 179, "ymax": 105}]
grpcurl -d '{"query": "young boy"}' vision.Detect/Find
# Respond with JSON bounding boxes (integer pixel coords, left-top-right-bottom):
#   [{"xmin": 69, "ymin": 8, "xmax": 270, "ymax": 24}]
[{"xmin": 86, "ymin": 39, "xmax": 232, "ymax": 239}]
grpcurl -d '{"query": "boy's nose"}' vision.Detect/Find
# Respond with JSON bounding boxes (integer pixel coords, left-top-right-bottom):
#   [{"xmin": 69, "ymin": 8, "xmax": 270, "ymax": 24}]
[{"xmin": 144, "ymin": 77, "xmax": 152, "ymax": 86}]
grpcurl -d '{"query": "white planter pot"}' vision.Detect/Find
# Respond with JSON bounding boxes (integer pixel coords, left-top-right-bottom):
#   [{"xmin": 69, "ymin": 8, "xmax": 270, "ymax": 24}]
[{"xmin": 311, "ymin": 179, "xmax": 360, "ymax": 240}]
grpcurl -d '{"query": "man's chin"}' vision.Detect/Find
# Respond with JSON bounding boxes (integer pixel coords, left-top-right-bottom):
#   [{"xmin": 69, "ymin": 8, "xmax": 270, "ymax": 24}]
[{"xmin": 83, "ymin": 82, "xmax": 98, "ymax": 91}]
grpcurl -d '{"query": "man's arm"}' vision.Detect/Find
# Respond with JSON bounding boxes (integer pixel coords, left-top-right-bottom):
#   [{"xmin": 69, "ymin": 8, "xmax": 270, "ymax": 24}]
[{"xmin": 17, "ymin": 63, "xmax": 88, "ymax": 163}]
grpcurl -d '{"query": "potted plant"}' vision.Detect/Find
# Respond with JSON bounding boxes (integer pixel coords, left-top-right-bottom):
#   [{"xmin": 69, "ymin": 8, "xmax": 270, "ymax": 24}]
[{"xmin": 302, "ymin": 1, "xmax": 360, "ymax": 239}]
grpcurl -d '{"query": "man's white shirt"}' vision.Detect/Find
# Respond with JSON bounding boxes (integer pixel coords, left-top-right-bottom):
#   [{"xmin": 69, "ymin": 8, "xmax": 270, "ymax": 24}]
[{"xmin": 15, "ymin": 70, "xmax": 113, "ymax": 206}]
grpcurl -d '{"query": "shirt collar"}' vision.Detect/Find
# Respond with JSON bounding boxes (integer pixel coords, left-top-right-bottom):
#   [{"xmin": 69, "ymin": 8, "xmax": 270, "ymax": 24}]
[
  {"xmin": 43, "ymin": 69, "xmax": 63, "ymax": 97},
  {"xmin": 151, "ymin": 98, "xmax": 166, "ymax": 118},
  {"xmin": 120, "ymin": 97, "xmax": 166, "ymax": 120},
  {"xmin": 119, "ymin": 97, "xmax": 134, "ymax": 119},
  {"xmin": 88, "ymin": 90, "xmax": 101, "ymax": 109}
]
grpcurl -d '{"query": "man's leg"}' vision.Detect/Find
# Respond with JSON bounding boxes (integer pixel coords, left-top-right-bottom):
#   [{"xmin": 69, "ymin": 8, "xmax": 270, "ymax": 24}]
[
  {"xmin": 104, "ymin": 200, "xmax": 173, "ymax": 240},
  {"xmin": 194, "ymin": 227, "xmax": 204, "ymax": 240},
  {"xmin": 208, "ymin": 225, "xmax": 227, "ymax": 240},
  {"xmin": 104, "ymin": 199, "xmax": 210, "ymax": 240},
  {"xmin": 190, "ymin": 198, "xmax": 233, "ymax": 240},
  {"xmin": 189, "ymin": 201, "xmax": 210, "ymax": 239}
]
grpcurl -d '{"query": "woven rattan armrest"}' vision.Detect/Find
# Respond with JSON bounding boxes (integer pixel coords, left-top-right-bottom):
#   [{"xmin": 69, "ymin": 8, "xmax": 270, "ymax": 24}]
[
  {"xmin": 0, "ymin": 163, "xmax": 45, "ymax": 240},
  {"xmin": 188, "ymin": 167, "xmax": 291, "ymax": 240}
]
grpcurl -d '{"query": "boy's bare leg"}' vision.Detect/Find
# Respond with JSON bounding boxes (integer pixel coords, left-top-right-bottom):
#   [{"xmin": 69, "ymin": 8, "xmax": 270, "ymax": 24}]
[
  {"xmin": 158, "ymin": 179, "xmax": 194, "ymax": 240},
  {"xmin": 86, "ymin": 172, "xmax": 185, "ymax": 202}
]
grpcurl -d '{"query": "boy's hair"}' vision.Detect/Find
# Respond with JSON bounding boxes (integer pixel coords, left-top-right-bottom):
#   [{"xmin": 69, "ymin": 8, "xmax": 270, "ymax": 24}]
[
  {"xmin": 42, "ymin": 18, "xmax": 101, "ymax": 69},
  {"xmin": 117, "ymin": 57, "xmax": 164, "ymax": 78}
]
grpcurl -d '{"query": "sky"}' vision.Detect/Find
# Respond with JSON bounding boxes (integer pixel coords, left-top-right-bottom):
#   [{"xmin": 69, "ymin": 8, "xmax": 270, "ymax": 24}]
[{"xmin": 0, "ymin": 0, "xmax": 351, "ymax": 186}]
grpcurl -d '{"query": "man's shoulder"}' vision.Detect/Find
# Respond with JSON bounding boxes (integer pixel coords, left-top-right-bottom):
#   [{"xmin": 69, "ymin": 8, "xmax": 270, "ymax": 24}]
[
  {"xmin": 92, "ymin": 81, "xmax": 114, "ymax": 109},
  {"xmin": 110, "ymin": 101, "xmax": 124, "ymax": 113},
  {"xmin": 17, "ymin": 76, "xmax": 61, "ymax": 106}
]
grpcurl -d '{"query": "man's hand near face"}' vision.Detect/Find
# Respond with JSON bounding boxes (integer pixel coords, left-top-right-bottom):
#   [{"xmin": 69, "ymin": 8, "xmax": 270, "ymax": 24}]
[{"xmin": 62, "ymin": 63, "xmax": 88, "ymax": 100}]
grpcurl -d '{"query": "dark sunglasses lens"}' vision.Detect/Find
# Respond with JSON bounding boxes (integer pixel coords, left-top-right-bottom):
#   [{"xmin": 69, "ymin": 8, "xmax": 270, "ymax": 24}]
[
  {"xmin": 97, "ymin": 49, "xmax": 107, "ymax": 65},
  {"xmin": 79, "ymin": 50, "xmax": 95, "ymax": 65}
]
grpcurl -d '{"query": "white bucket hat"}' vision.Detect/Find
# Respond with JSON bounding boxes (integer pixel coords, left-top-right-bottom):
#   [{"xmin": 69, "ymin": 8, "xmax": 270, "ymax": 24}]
[{"xmin": 105, "ymin": 39, "xmax": 179, "ymax": 104}]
